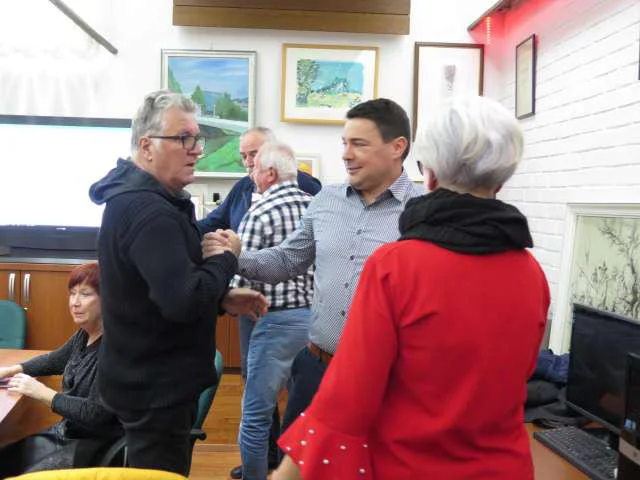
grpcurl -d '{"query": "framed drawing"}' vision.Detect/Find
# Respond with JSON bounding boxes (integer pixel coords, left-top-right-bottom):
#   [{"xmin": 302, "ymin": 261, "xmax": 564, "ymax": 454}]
[
  {"xmin": 281, "ymin": 44, "xmax": 379, "ymax": 124},
  {"xmin": 550, "ymin": 204, "xmax": 640, "ymax": 353},
  {"xmin": 413, "ymin": 43, "xmax": 484, "ymax": 137},
  {"xmin": 515, "ymin": 34, "xmax": 536, "ymax": 119},
  {"xmin": 295, "ymin": 153, "xmax": 321, "ymax": 179},
  {"xmin": 161, "ymin": 49, "xmax": 256, "ymax": 178}
]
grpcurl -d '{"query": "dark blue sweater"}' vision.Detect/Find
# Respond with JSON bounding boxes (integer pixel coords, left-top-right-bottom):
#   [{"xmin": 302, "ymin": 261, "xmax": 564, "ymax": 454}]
[{"xmin": 197, "ymin": 171, "xmax": 322, "ymax": 233}]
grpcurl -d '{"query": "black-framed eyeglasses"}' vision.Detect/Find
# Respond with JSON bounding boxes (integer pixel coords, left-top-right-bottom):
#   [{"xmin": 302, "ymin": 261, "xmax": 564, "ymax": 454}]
[
  {"xmin": 148, "ymin": 134, "xmax": 206, "ymax": 151},
  {"xmin": 416, "ymin": 160, "xmax": 424, "ymax": 176}
]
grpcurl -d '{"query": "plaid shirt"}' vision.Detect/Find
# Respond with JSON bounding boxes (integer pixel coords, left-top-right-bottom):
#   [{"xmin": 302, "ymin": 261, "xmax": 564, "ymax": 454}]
[{"xmin": 232, "ymin": 180, "xmax": 313, "ymax": 309}]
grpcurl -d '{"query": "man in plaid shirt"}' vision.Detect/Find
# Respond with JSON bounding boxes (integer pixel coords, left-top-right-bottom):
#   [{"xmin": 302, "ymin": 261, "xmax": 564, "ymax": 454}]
[{"xmin": 233, "ymin": 141, "xmax": 313, "ymax": 480}]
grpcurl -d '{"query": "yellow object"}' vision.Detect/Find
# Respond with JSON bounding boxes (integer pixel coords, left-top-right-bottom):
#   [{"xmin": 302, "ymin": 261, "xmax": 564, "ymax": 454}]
[{"xmin": 7, "ymin": 467, "xmax": 186, "ymax": 480}]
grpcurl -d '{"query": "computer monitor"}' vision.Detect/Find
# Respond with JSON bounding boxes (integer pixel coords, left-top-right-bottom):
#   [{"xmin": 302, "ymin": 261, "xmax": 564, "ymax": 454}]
[
  {"xmin": 618, "ymin": 352, "xmax": 640, "ymax": 478},
  {"xmin": 566, "ymin": 304, "xmax": 640, "ymax": 436}
]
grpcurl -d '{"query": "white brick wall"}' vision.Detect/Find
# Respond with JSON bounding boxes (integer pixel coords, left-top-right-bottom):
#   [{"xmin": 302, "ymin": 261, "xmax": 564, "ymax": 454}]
[{"xmin": 484, "ymin": 0, "xmax": 640, "ymax": 344}]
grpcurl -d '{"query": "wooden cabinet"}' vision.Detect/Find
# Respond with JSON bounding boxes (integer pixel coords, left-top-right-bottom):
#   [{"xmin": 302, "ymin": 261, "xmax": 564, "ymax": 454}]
[
  {"xmin": 0, "ymin": 263, "xmax": 78, "ymax": 350},
  {"xmin": 216, "ymin": 314, "xmax": 241, "ymax": 371}
]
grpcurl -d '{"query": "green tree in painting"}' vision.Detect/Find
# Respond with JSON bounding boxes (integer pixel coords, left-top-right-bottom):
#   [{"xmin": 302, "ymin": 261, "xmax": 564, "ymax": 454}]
[
  {"xmin": 214, "ymin": 93, "xmax": 248, "ymax": 121},
  {"xmin": 296, "ymin": 59, "xmax": 319, "ymax": 106},
  {"xmin": 168, "ymin": 67, "xmax": 183, "ymax": 93},
  {"xmin": 191, "ymin": 85, "xmax": 207, "ymax": 113}
]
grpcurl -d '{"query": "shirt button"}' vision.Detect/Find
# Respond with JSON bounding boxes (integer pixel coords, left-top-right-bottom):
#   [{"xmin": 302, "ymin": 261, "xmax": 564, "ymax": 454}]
[
  {"xmin": 349, "ymin": 255, "xmax": 355, "ymax": 261},
  {"xmin": 340, "ymin": 310, "xmax": 346, "ymax": 316},
  {"xmin": 344, "ymin": 283, "xmax": 349, "ymax": 288},
  {"xmin": 356, "ymin": 229, "xmax": 362, "ymax": 235}
]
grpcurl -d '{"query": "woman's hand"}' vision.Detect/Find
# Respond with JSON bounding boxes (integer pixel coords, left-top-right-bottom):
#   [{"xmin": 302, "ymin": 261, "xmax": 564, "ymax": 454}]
[
  {"xmin": 7, "ymin": 373, "xmax": 56, "ymax": 407},
  {"xmin": 271, "ymin": 456, "xmax": 302, "ymax": 480},
  {"xmin": 0, "ymin": 364, "xmax": 23, "ymax": 380}
]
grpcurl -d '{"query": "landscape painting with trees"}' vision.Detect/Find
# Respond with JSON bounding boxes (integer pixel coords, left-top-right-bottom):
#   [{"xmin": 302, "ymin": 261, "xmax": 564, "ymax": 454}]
[
  {"xmin": 161, "ymin": 50, "xmax": 256, "ymax": 177},
  {"xmin": 295, "ymin": 59, "xmax": 364, "ymax": 109},
  {"xmin": 281, "ymin": 44, "xmax": 378, "ymax": 124}
]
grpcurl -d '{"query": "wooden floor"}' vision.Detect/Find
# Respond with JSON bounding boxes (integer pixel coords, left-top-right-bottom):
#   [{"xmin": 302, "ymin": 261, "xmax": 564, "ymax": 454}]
[
  {"xmin": 190, "ymin": 447, "xmax": 241, "ymax": 480},
  {"xmin": 189, "ymin": 373, "xmax": 283, "ymax": 479}
]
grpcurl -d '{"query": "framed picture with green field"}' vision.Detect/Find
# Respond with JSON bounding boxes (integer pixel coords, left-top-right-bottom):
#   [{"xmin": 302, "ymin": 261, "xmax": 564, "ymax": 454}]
[
  {"xmin": 161, "ymin": 49, "xmax": 256, "ymax": 177},
  {"xmin": 281, "ymin": 44, "xmax": 379, "ymax": 124}
]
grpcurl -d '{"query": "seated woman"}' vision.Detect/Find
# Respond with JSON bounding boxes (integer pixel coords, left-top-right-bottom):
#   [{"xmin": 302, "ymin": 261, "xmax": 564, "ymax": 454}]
[
  {"xmin": 272, "ymin": 96, "xmax": 550, "ymax": 480},
  {"xmin": 0, "ymin": 262, "xmax": 121, "ymax": 477}
]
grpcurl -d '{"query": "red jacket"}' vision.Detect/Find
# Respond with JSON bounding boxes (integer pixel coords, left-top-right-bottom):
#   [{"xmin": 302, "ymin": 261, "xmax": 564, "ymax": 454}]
[{"xmin": 279, "ymin": 239, "xmax": 549, "ymax": 479}]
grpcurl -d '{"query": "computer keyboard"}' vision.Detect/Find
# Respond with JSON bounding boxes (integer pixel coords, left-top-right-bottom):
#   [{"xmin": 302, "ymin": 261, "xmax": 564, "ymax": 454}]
[{"xmin": 534, "ymin": 426, "xmax": 618, "ymax": 480}]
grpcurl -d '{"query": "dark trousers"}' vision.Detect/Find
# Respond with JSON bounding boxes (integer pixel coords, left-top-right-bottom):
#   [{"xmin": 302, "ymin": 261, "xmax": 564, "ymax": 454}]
[
  {"xmin": 281, "ymin": 346, "xmax": 328, "ymax": 435},
  {"xmin": 115, "ymin": 399, "xmax": 198, "ymax": 477}
]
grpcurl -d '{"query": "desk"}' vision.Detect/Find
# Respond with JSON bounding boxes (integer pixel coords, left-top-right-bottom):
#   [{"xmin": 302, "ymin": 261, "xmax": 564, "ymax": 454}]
[
  {"xmin": 0, "ymin": 349, "xmax": 60, "ymax": 447},
  {"xmin": 528, "ymin": 423, "xmax": 589, "ymax": 479}
]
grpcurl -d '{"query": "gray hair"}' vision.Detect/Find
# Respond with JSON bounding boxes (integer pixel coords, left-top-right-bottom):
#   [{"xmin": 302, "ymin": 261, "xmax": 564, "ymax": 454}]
[
  {"xmin": 131, "ymin": 90, "xmax": 197, "ymax": 154},
  {"xmin": 241, "ymin": 126, "xmax": 276, "ymax": 143},
  {"xmin": 256, "ymin": 141, "xmax": 297, "ymax": 182},
  {"xmin": 414, "ymin": 96, "xmax": 523, "ymax": 192}
]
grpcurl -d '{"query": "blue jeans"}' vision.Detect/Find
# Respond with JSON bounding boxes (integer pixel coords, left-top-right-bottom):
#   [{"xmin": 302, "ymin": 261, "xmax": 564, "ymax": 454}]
[
  {"xmin": 240, "ymin": 308, "xmax": 311, "ymax": 480},
  {"xmin": 281, "ymin": 346, "xmax": 328, "ymax": 435},
  {"xmin": 238, "ymin": 316, "xmax": 281, "ymax": 467}
]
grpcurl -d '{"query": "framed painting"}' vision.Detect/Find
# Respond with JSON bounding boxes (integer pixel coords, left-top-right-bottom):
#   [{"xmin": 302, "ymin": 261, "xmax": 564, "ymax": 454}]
[
  {"xmin": 281, "ymin": 44, "xmax": 379, "ymax": 125},
  {"xmin": 550, "ymin": 204, "xmax": 640, "ymax": 353},
  {"xmin": 161, "ymin": 49, "xmax": 256, "ymax": 178},
  {"xmin": 413, "ymin": 42, "xmax": 484, "ymax": 138},
  {"xmin": 295, "ymin": 153, "xmax": 321, "ymax": 179},
  {"xmin": 515, "ymin": 34, "xmax": 536, "ymax": 120}
]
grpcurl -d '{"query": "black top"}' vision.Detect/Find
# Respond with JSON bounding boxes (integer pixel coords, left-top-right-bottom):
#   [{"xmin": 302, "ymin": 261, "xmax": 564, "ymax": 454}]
[
  {"xmin": 89, "ymin": 159, "xmax": 237, "ymax": 410},
  {"xmin": 22, "ymin": 329, "xmax": 120, "ymax": 438}
]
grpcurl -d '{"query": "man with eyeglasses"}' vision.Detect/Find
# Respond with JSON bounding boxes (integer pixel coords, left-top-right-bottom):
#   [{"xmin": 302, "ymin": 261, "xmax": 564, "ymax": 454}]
[
  {"xmin": 198, "ymin": 126, "xmax": 321, "ymax": 480},
  {"xmin": 89, "ymin": 90, "xmax": 268, "ymax": 476}
]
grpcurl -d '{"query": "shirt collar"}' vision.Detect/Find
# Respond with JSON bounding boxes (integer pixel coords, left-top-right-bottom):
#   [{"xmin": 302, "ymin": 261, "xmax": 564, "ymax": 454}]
[
  {"xmin": 344, "ymin": 169, "xmax": 413, "ymax": 202},
  {"xmin": 261, "ymin": 180, "xmax": 299, "ymax": 199}
]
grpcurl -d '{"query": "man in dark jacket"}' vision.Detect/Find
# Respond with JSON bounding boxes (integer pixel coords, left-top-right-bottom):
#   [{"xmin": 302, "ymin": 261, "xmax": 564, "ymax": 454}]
[{"xmin": 89, "ymin": 90, "xmax": 267, "ymax": 476}]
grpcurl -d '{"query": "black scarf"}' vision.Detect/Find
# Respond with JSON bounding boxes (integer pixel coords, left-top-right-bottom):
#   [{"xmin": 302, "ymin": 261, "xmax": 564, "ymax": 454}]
[{"xmin": 398, "ymin": 188, "xmax": 533, "ymax": 254}]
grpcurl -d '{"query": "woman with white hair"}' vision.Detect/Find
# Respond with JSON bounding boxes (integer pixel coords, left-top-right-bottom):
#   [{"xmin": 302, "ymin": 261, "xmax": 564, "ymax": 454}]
[{"xmin": 272, "ymin": 96, "xmax": 550, "ymax": 480}]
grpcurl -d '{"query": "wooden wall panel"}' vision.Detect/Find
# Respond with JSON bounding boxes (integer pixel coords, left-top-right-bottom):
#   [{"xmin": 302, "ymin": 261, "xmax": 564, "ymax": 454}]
[
  {"xmin": 175, "ymin": 0, "xmax": 410, "ymax": 15},
  {"xmin": 173, "ymin": 1, "xmax": 411, "ymax": 35},
  {"xmin": 173, "ymin": 6, "xmax": 409, "ymax": 34}
]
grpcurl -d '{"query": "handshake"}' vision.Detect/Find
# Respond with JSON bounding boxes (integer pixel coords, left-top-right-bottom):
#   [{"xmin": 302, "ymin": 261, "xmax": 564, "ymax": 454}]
[{"xmin": 202, "ymin": 229, "xmax": 242, "ymax": 259}]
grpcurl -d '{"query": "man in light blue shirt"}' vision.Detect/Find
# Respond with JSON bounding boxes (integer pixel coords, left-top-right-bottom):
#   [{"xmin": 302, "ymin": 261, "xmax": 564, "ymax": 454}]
[{"xmin": 204, "ymin": 99, "xmax": 423, "ymax": 474}]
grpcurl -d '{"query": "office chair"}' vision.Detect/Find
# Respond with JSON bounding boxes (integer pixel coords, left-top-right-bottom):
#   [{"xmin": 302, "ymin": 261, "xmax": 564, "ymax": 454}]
[
  {"xmin": 0, "ymin": 300, "xmax": 27, "ymax": 349},
  {"xmin": 6, "ymin": 467, "xmax": 186, "ymax": 480},
  {"xmin": 99, "ymin": 349, "xmax": 224, "ymax": 466}
]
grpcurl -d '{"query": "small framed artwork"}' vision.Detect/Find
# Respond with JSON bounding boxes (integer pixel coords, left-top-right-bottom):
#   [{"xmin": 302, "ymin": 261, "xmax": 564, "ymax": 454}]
[
  {"xmin": 515, "ymin": 34, "xmax": 537, "ymax": 120},
  {"xmin": 190, "ymin": 193, "xmax": 204, "ymax": 220},
  {"xmin": 161, "ymin": 49, "xmax": 256, "ymax": 178},
  {"xmin": 281, "ymin": 44, "xmax": 379, "ymax": 125},
  {"xmin": 551, "ymin": 204, "xmax": 640, "ymax": 353},
  {"xmin": 295, "ymin": 153, "xmax": 321, "ymax": 179},
  {"xmin": 413, "ymin": 42, "xmax": 484, "ymax": 137}
]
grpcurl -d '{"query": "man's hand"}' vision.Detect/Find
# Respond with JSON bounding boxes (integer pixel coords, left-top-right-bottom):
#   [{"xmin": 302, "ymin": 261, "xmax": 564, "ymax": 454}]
[
  {"xmin": 202, "ymin": 229, "xmax": 242, "ymax": 259},
  {"xmin": 7, "ymin": 373, "xmax": 56, "ymax": 407},
  {"xmin": 222, "ymin": 288, "xmax": 269, "ymax": 322}
]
